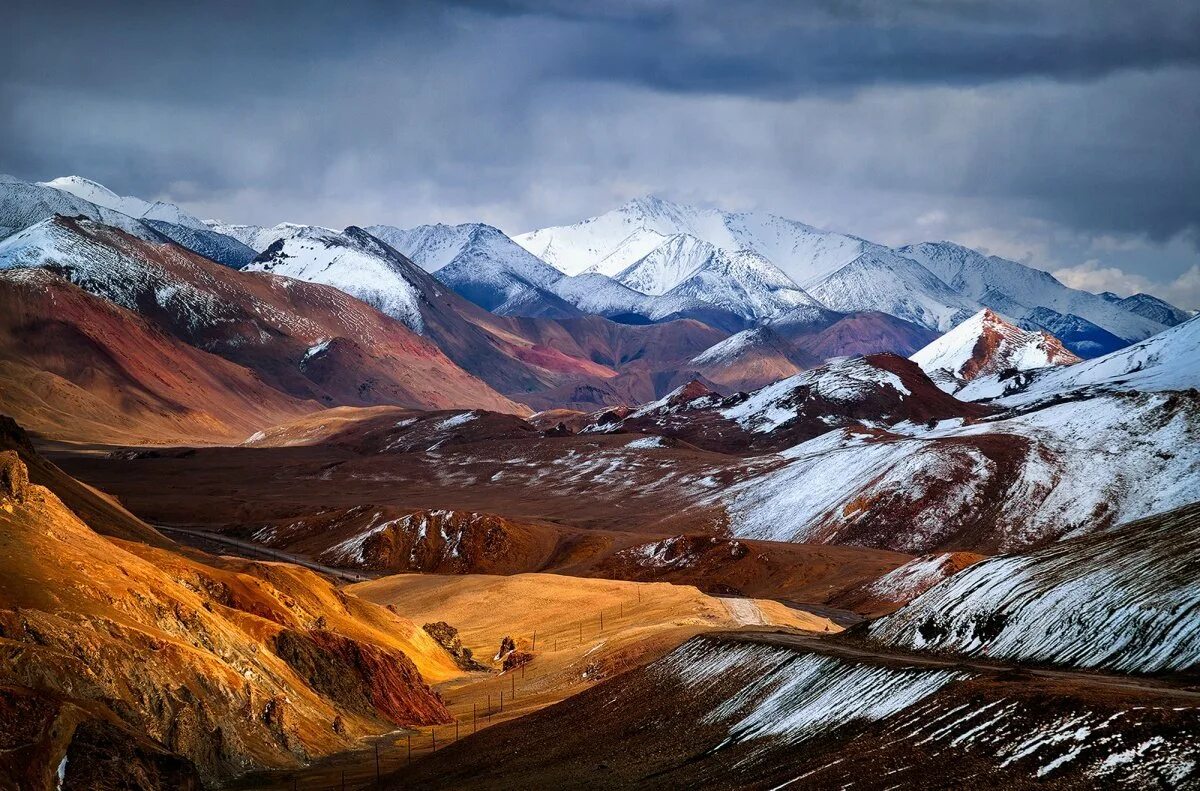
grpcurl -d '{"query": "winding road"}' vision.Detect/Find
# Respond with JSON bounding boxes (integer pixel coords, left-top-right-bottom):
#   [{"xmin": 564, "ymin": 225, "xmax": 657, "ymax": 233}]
[{"xmin": 156, "ymin": 525, "xmax": 375, "ymax": 583}]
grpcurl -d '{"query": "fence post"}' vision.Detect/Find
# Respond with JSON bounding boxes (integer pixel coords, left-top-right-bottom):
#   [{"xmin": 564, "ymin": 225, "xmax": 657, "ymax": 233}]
[
  {"xmin": 432, "ymin": 727, "xmax": 437, "ymax": 751},
  {"xmin": 408, "ymin": 733, "xmax": 412, "ymax": 764},
  {"xmin": 500, "ymin": 689, "xmax": 504, "ymax": 712},
  {"xmin": 511, "ymin": 672, "xmax": 515, "ymax": 699},
  {"xmin": 374, "ymin": 741, "xmax": 381, "ymax": 781},
  {"xmin": 532, "ymin": 630, "xmax": 536, "ymax": 651},
  {"xmin": 455, "ymin": 718, "xmax": 459, "ymax": 741},
  {"xmin": 473, "ymin": 702, "xmax": 477, "ymax": 733},
  {"xmin": 600, "ymin": 610, "xmax": 604, "ymax": 632}
]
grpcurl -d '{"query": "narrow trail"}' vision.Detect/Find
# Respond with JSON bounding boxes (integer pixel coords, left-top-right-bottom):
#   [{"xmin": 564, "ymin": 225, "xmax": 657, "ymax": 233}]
[
  {"xmin": 156, "ymin": 525, "xmax": 375, "ymax": 584},
  {"xmin": 717, "ymin": 630, "xmax": 1200, "ymax": 701}
]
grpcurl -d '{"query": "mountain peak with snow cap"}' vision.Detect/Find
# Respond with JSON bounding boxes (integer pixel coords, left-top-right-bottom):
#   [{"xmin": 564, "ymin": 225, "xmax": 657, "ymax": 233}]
[{"xmin": 910, "ymin": 308, "xmax": 1081, "ymax": 394}]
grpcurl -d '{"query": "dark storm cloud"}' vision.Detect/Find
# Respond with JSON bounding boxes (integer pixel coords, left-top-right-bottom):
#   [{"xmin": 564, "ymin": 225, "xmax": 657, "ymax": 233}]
[
  {"xmin": 456, "ymin": 0, "xmax": 1200, "ymax": 95},
  {"xmin": 1, "ymin": 0, "xmax": 1198, "ymax": 305}
]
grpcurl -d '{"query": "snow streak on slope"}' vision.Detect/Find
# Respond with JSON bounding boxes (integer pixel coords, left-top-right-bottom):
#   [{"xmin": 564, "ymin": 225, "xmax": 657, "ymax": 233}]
[
  {"xmin": 869, "ymin": 502, "xmax": 1200, "ymax": 673},
  {"xmin": 661, "ymin": 640, "xmax": 967, "ymax": 753},
  {"xmin": 243, "ymin": 225, "xmax": 425, "ymax": 332},
  {"xmin": 721, "ymin": 391, "xmax": 1200, "ymax": 552},
  {"xmin": 899, "ymin": 241, "xmax": 1169, "ymax": 343},
  {"xmin": 863, "ymin": 553, "xmax": 975, "ymax": 603},
  {"xmin": 39, "ymin": 175, "xmax": 206, "ymax": 229},
  {"xmin": 910, "ymin": 309, "xmax": 1080, "ymax": 393}
]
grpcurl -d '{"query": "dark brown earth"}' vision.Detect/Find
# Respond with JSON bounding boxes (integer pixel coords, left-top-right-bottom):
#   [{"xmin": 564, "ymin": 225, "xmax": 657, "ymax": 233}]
[{"xmin": 381, "ymin": 631, "xmax": 1200, "ymax": 791}]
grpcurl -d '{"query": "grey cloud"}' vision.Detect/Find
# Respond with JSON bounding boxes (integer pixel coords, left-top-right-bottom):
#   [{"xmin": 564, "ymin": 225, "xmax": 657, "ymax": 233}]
[{"xmin": 1, "ymin": 1, "xmax": 1197, "ymax": 307}]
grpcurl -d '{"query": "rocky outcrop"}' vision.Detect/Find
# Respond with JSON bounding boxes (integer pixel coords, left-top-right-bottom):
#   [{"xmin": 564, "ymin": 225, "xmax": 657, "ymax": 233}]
[
  {"xmin": 0, "ymin": 450, "xmax": 28, "ymax": 505},
  {"xmin": 422, "ymin": 622, "xmax": 490, "ymax": 672}
]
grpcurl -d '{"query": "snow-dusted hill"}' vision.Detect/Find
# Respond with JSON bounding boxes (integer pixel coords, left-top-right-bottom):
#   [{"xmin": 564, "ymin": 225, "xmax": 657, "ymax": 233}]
[
  {"xmin": 142, "ymin": 220, "xmax": 258, "ymax": 269},
  {"xmin": 987, "ymin": 313, "xmax": 1200, "ymax": 407},
  {"xmin": 367, "ymin": 223, "xmax": 579, "ymax": 318},
  {"xmin": 242, "ymin": 225, "xmax": 428, "ymax": 332},
  {"xmin": 910, "ymin": 309, "xmax": 1080, "ymax": 394},
  {"xmin": 0, "ymin": 175, "xmax": 256, "ymax": 269},
  {"xmin": 869, "ymin": 501, "xmax": 1200, "ymax": 673},
  {"xmin": 899, "ymin": 241, "xmax": 1170, "ymax": 344},
  {"xmin": 1106, "ymin": 291, "xmax": 1193, "ymax": 327},
  {"xmin": 204, "ymin": 222, "xmax": 313, "ymax": 253},
  {"xmin": 38, "ymin": 175, "xmax": 207, "ymax": 230},
  {"xmin": 721, "ymin": 388, "xmax": 1200, "ymax": 553},
  {"xmin": 548, "ymin": 273, "xmax": 654, "ymax": 319}
]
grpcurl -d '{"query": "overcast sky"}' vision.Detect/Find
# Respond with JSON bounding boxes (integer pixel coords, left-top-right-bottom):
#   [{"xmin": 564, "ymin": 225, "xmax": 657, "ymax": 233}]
[{"xmin": 3, "ymin": 0, "xmax": 1198, "ymax": 307}]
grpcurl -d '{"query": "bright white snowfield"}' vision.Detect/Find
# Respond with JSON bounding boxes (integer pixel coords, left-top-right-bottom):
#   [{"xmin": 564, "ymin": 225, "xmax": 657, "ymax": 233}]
[
  {"xmin": 869, "ymin": 503, "xmax": 1200, "ymax": 673},
  {"xmin": 242, "ymin": 224, "xmax": 426, "ymax": 333},
  {"xmin": 514, "ymin": 195, "xmax": 871, "ymax": 286},
  {"xmin": 910, "ymin": 309, "xmax": 1081, "ymax": 393}
]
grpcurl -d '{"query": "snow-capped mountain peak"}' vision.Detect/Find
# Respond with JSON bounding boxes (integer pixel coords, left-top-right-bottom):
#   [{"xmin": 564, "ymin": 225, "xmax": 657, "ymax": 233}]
[
  {"xmin": 38, "ymin": 175, "xmax": 207, "ymax": 230},
  {"xmin": 242, "ymin": 224, "xmax": 427, "ymax": 333},
  {"xmin": 910, "ymin": 308, "xmax": 1080, "ymax": 393}
]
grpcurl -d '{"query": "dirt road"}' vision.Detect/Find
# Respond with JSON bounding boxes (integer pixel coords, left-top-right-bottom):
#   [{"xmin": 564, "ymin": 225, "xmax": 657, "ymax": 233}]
[
  {"xmin": 719, "ymin": 630, "xmax": 1200, "ymax": 701},
  {"xmin": 157, "ymin": 524, "xmax": 375, "ymax": 583}
]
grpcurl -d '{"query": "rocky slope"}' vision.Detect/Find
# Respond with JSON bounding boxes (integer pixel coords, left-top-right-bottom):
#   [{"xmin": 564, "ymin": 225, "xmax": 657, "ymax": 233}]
[
  {"xmin": 0, "ymin": 215, "xmax": 525, "ymax": 417},
  {"xmin": 870, "ymin": 501, "xmax": 1200, "ymax": 673},
  {"xmin": 602, "ymin": 354, "xmax": 991, "ymax": 454},
  {"xmin": 0, "ymin": 268, "xmax": 314, "ymax": 444},
  {"xmin": 0, "ymin": 432, "xmax": 457, "ymax": 787}
]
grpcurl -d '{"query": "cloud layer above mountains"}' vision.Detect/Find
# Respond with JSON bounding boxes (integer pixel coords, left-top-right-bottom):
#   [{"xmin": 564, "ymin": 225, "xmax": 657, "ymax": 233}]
[{"xmin": 2, "ymin": 0, "xmax": 1198, "ymax": 306}]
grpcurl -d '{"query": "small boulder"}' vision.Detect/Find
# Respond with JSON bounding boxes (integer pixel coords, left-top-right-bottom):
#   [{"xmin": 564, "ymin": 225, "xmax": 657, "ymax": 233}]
[
  {"xmin": 502, "ymin": 650, "xmax": 533, "ymax": 672},
  {"xmin": 494, "ymin": 635, "xmax": 516, "ymax": 662}
]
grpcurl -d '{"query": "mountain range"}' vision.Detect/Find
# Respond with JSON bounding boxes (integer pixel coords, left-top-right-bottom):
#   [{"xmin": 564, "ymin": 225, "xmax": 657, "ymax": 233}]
[{"xmin": 0, "ymin": 173, "xmax": 1189, "ymax": 436}]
